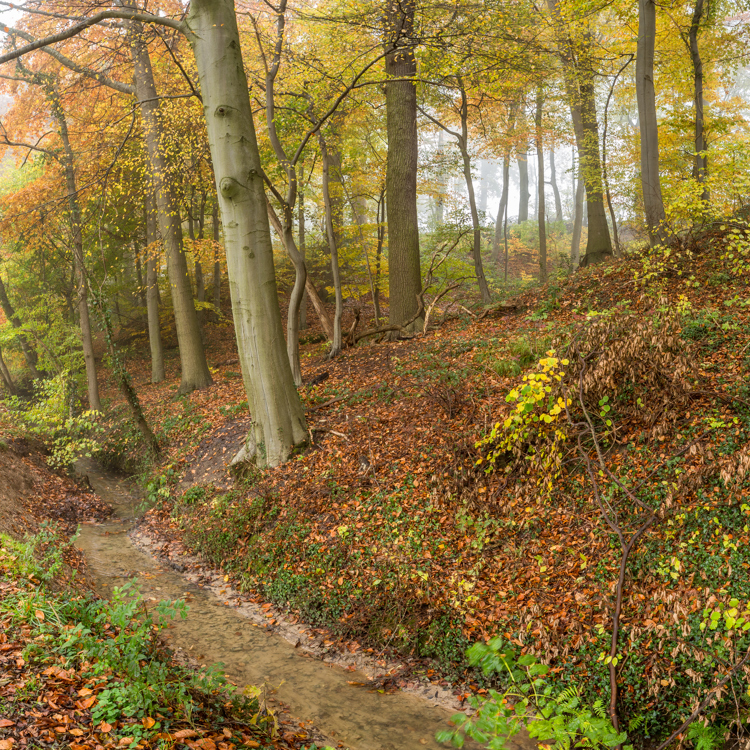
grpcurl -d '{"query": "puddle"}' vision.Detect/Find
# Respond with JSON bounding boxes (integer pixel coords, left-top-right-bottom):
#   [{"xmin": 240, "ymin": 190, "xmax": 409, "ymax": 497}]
[{"xmin": 73, "ymin": 459, "xmax": 508, "ymax": 750}]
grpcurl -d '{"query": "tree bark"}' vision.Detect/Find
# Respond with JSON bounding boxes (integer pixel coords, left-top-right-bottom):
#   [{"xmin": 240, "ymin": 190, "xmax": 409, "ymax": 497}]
[
  {"xmin": 212, "ymin": 201, "xmax": 221, "ymax": 320},
  {"xmin": 145, "ymin": 192, "xmax": 165, "ymax": 383},
  {"xmin": 457, "ymin": 86, "xmax": 491, "ymax": 304},
  {"xmin": 549, "ymin": 149, "xmax": 564, "ymax": 222},
  {"xmin": 298, "ymin": 172, "xmax": 308, "ymax": 331},
  {"xmin": 545, "ymin": 0, "xmax": 613, "ymax": 264},
  {"xmin": 46, "ymin": 81, "xmax": 101, "ymax": 411},
  {"xmin": 636, "ymin": 0, "xmax": 667, "ymax": 244},
  {"xmin": 186, "ymin": 0, "xmax": 307, "ymax": 467},
  {"xmin": 0, "ymin": 346, "xmax": 16, "ymax": 395},
  {"xmin": 493, "ymin": 154, "xmax": 511, "ymax": 266},
  {"xmin": 385, "ymin": 0, "xmax": 422, "ymax": 331},
  {"xmin": 689, "ymin": 0, "xmax": 709, "ymax": 201},
  {"xmin": 571, "ymin": 161, "xmax": 585, "ymax": 267},
  {"xmin": 0, "ymin": 275, "xmax": 40, "ymax": 379},
  {"xmin": 126, "ymin": 17, "xmax": 212, "ymax": 393},
  {"xmin": 518, "ymin": 149, "xmax": 529, "ymax": 223},
  {"xmin": 536, "ymin": 92, "xmax": 548, "ymax": 285},
  {"xmin": 319, "ymin": 134, "xmax": 344, "ymax": 357}
]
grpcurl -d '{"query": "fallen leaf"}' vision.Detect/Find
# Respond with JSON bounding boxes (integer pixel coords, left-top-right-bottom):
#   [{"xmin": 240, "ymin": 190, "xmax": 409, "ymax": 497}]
[
  {"xmin": 0, "ymin": 740, "xmax": 14, "ymax": 749},
  {"xmin": 70, "ymin": 728, "xmax": 85, "ymax": 737},
  {"xmin": 142, "ymin": 717, "xmax": 156, "ymax": 729},
  {"xmin": 118, "ymin": 737, "xmax": 134, "ymax": 747},
  {"xmin": 174, "ymin": 729, "xmax": 199, "ymax": 740},
  {"xmin": 34, "ymin": 609, "xmax": 45, "ymax": 621},
  {"xmin": 0, "ymin": 720, "xmax": 13, "ymax": 728},
  {"xmin": 99, "ymin": 722, "xmax": 113, "ymax": 734}
]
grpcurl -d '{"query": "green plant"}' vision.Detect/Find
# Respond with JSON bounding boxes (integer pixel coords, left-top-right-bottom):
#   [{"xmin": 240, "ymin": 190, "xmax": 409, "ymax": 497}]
[
  {"xmin": 4, "ymin": 371, "xmax": 102, "ymax": 467},
  {"xmin": 438, "ymin": 638, "xmax": 629, "ymax": 750}
]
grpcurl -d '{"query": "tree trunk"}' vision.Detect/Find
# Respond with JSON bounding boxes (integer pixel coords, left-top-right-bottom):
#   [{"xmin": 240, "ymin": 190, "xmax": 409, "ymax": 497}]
[
  {"xmin": 134, "ymin": 246, "xmax": 145, "ymax": 306},
  {"xmin": 375, "ymin": 188, "xmax": 385, "ymax": 323},
  {"xmin": 536, "ymin": 92, "xmax": 548, "ymax": 285},
  {"xmin": 212, "ymin": 201, "xmax": 221, "ymax": 320},
  {"xmin": 689, "ymin": 0, "xmax": 709, "ymax": 201},
  {"xmin": 188, "ymin": 200, "xmax": 206, "ymax": 327},
  {"xmin": 0, "ymin": 346, "xmax": 16, "ymax": 395},
  {"xmin": 266, "ymin": 198, "xmax": 333, "ymax": 341},
  {"xmin": 545, "ymin": 0, "xmax": 613, "ymax": 264},
  {"xmin": 145, "ymin": 192, "xmax": 165, "ymax": 383},
  {"xmin": 518, "ymin": 149, "xmax": 529, "ymax": 223},
  {"xmin": 319, "ymin": 134, "xmax": 344, "ymax": 357},
  {"xmin": 493, "ymin": 155, "xmax": 511, "ymax": 266},
  {"xmin": 493, "ymin": 103, "xmax": 517, "ymax": 265},
  {"xmin": 186, "ymin": 0, "xmax": 307, "ymax": 467},
  {"xmin": 549, "ymin": 149, "xmax": 564, "ymax": 222},
  {"xmin": 0, "ymin": 275, "xmax": 40, "ymax": 379},
  {"xmin": 571, "ymin": 162, "xmax": 585, "ymax": 267},
  {"xmin": 98, "ymin": 297, "xmax": 160, "ymax": 457},
  {"xmin": 126, "ymin": 17, "xmax": 212, "ymax": 394},
  {"xmin": 457, "ymin": 87, "xmax": 491, "ymax": 304},
  {"xmin": 48, "ymin": 83, "xmax": 101, "ymax": 411},
  {"xmin": 298, "ymin": 172, "xmax": 308, "ymax": 331},
  {"xmin": 636, "ymin": 0, "xmax": 667, "ymax": 244},
  {"xmin": 385, "ymin": 0, "xmax": 422, "ymax": 331}
]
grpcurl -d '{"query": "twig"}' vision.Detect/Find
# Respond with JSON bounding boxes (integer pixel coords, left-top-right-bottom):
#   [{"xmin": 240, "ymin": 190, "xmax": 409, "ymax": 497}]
[{"xmin": 654, "ymin": 643, "xmax": 750, "ymax": 750}]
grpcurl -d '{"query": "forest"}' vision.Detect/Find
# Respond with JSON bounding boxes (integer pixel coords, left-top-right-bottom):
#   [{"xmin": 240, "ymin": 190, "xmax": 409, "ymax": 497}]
[{"xmin": 0, "ymin": 0, "xmax": 749, "ymax": 749}]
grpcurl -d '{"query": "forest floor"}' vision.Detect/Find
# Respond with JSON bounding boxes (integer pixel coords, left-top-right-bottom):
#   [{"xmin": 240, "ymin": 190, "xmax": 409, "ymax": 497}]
[
  {"xmin": 0, "ymin": 438, "xmax": 329, "ymax": 749},
  {"xmin": 104, "ymin": 231, "xmax": 750, "ymax": 743},
  {"xmin": 4, "ymin": 230, "xmax": 750, "ymax": 748}
]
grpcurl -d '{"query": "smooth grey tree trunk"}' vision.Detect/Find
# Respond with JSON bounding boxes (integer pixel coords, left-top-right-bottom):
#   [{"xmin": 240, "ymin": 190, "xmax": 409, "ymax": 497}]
[
  {"xmin": 186, "ymin": 0, "xmax": 307, "ymax": 467},
  {"xmin": 319, "ymin": 135, "xmax": 344, "ymax": 357},
  {"xmin": 298, "ymin": 174, "xmax": 308, "ymax": 331},
  {"xmin": 493, "ymin": 155, "xmax": 511, "ymax": 266},
  {"xmin": 536, "ymin": 93, "xmax": 548, "ymax": 284},
  {"xmin": 636, "ymin": 0, "xmax": 667, "ymax": 244},
  {"xmin": 492, "ymin": 103, "xmax": 517, "ymax": 265},
  {"xmin": 126, "ymin": 18, "xmax": 212, "ymax": 393},
  {"xmin": 571, "ymin": 160, "xmax": 584, "ymax": 267},
  {"xmin": 264, "ymin": 0, "xmax": 306, "ymax": 386},
  {"xmin": 145, "ymin": 193, "xmax": 165, "ymax": 383},
  {"xmin": 689, "ymin": 0, "xmax": 709, "ymax": 201},
  {"xmin": 212, "ymin": 202, "xmax": 221, "ymax": 320},
  {"xmin": 456, "ymin": 87, "xmax": 491, "ymax": 304},
  {"xmin": 518, "ymin": 149, "xmax": 529, "ymax": 223},
  {"xmin": 549, "ymin": 149, "xmax": 564, "ymax": 222},
  {"xmin": 385, "ymin": 0, "xmax": 422, "ymax": 331}
]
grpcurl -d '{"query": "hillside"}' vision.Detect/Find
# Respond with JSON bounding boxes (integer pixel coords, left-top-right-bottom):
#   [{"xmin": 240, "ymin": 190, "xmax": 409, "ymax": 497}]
[{"xmin": 88, "ymin": 234, "xmax": 750, "ymax": 747}]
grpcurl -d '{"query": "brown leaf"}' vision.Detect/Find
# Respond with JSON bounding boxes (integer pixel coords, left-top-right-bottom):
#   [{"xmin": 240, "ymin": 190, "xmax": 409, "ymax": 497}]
[
  {"xmin": 173, "ymin": 729, "xmax": 199, "ymax": 740},
  {"xmin": 34, "ymin": 609, "xmax": 45, "ymax": 621},
  {"xmin": 78, "ymin": 687, "xmax": 94, "ymax": 696},
  {"xmin": 0, "ymin": 720, "xmax": 13, "ymax": 728},
  {"xmin": 99, "ymin": 722, "xmax": 113, "ymax": 734},
  {"xmin": 0, "ymin": 740, "xmax": 14, "ymax": 749},
  {"xmin": 117, "ymin": 737, "xmax": 134, "ymax": 747},
  {"xmin": 142, "ymin": 717, "xmax": 156, "ymax": 729}
]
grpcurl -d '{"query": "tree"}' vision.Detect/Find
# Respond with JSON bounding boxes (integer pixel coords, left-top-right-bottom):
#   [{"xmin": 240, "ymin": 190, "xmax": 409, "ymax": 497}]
[
  {"xmin": 384, "ymin": 0, "xmax": 423, "ymax": 331},
  {"xmin": 636, "ymin": 0, "xmax": 667, "ymax": 244}
]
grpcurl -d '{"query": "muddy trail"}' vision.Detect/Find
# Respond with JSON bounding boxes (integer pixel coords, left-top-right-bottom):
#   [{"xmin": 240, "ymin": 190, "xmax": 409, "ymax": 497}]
[{"xmin": 73, "ymin": 460, "xmax": 503, "ymax": 750}]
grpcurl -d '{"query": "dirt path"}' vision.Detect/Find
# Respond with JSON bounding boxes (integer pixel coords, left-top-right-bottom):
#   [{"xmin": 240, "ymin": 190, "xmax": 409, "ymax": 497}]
[{"xmin": 74, "ymin": 459, "xmax": 520, "ymax": 750}]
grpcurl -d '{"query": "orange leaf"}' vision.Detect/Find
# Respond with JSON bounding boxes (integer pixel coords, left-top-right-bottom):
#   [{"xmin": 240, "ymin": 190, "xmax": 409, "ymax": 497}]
[
  {"xmin": 174, "ymin": 729, "xmax": 199, "ymax": 740},
  {"xmin": 99, "ymin": 722, "xmax": 113, "ymax": 734},
  {"xmin": 0, "ymin": 740, "xmax": 14, "ymax": 749},
  {"xmin": 34, "ymin": 609, "xmax": 45, "ymax": 621},
  {"xmin": 142, "ymin": 717, "xmax": 156, "ymax": 729},
  {"xmin": 0, "ymin": 720, "xmax": 13, "ymax": 728}
]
